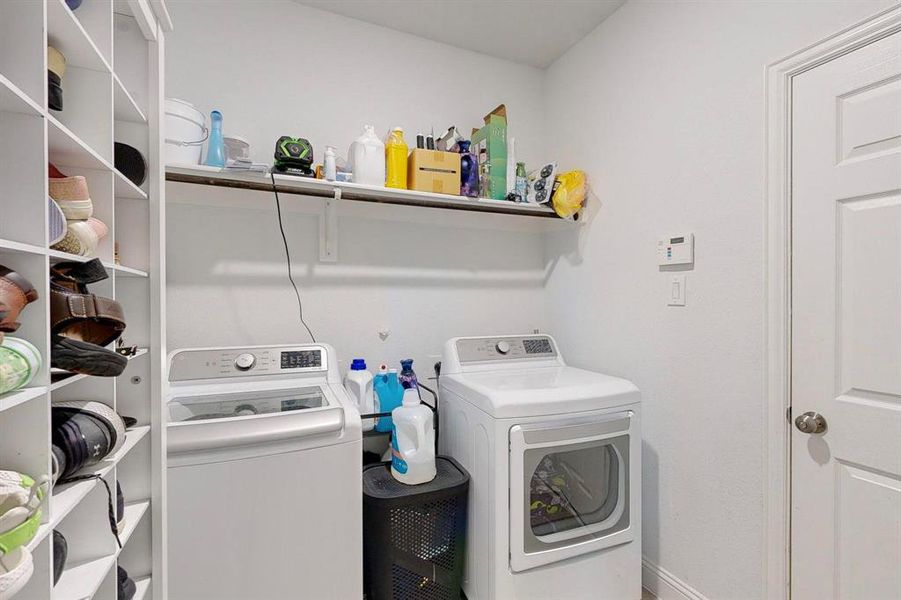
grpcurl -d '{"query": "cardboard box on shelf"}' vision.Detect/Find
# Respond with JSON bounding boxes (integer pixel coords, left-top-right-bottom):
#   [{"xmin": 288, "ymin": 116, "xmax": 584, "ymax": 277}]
[
  {"xmin": 471, "ymin": 104, "xmax": 507, "ymax": 200},
  {"xmin": 407, "ymin": 149, "xmax": 461, "ymax": 195}
]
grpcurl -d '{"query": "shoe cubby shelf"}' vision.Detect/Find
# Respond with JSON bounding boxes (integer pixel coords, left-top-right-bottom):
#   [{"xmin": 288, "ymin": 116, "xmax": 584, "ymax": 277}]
[{"xmin": 0, "ymin": 1, "xmax": 166, "ymax": 599}]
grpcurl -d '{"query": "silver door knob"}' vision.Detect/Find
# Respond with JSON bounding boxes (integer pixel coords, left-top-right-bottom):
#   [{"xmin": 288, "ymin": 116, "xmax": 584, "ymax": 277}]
[{"xmin": 794, "ymin": 411, "xmax": 827, "ymax": 434}]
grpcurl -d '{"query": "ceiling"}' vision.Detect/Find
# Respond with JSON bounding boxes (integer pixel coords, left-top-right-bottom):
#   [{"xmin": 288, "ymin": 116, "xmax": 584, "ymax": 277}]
[{"xmin": 293, "ymin": 0, "xmax": 624, "ymax": 68}]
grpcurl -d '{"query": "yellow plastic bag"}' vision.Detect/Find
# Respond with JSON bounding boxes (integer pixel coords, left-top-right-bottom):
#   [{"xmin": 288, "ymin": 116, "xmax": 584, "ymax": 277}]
[{"xmin": 551, "ymin": 170, "xmax": 588, "ymax": 220}]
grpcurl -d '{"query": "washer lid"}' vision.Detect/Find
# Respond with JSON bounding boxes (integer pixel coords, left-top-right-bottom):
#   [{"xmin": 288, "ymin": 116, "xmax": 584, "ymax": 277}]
[
  {"xmin": 168, "ymin": 386, "xmax": 329, "ymax": 423},
  {"xmin": 441, "ymin": 366, "xmax": 639, "ymax": 418},
  {"xmin": 166, "ymin": 383, "xmax": 355, "ymax": 454}
]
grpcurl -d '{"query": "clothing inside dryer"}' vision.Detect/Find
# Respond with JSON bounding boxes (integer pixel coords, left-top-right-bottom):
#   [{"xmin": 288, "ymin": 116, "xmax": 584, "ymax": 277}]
[{"xmin": 529, "ymin": 442, "xmax": 620, "ymax": 536}]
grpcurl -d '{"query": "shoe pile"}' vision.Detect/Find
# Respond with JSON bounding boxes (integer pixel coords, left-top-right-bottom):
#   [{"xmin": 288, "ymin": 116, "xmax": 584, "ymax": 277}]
[
  {"xmin": 0, "ymin": 267, "xmax": 41, "ymax": 396},
  {"xmin": 49, "ymin": 165, "xmax": 109, "ymax": 258},
  {"xmin": 0, "ymin": 471, "xmax": 47, "ymax": 600}
]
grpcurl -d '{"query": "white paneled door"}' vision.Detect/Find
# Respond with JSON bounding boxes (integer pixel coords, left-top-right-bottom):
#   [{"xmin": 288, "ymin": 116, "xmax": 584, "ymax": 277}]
[{"xmin": 791, "ymin": 30, "xmax": 901, "ymax": 600}]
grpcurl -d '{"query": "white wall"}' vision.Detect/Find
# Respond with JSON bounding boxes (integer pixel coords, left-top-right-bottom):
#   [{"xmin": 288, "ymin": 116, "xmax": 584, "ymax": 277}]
[
  {"xmin": 164, "ymin": 0, "xmax": 550, "ymax": 372},
  {"xmin": 542, "ymin": 1, "xmax": 895, "ymax": 598},
  {"xmin": 165, "ymin": 0, "xmax": 546, "ymax": 168}
]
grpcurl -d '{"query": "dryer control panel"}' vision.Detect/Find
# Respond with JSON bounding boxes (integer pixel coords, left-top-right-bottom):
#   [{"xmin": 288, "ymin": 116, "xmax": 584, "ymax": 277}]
[
  {"xmin": 169, "ymin": 345, "xmax": 328, "ymax": 381},
  {"xmin": 455, "ymin": 335, "xmax": 557, "ymax": 364}
]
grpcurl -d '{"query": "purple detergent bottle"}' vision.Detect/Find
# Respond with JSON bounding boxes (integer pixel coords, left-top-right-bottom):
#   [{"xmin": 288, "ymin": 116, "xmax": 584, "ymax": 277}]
[{"xmin": 399, "ymin": 359, "xmax": 418, "ymax": 390}]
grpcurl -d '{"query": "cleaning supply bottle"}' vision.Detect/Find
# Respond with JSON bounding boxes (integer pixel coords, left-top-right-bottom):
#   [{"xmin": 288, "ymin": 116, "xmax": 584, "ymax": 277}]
[
  {"xmin": 391, "ymin": 388, "xmax": 436, "ymax": 485},
  {"xmin": 324, "ymin": 146, "xmax": 337, "ymax": 181},
  {"xmin": 374, "ymin": 368, "xmax": 403, "ymax": 432},
  {"xmin": 458, "ymin": 140, "xmax": 479, "ymax": 197},
  {"xmin": 399, "ymin": 358, "xmax": 418, "ymax": 390},
  {"xmin": 344, "ymin": 358, "xmax": 375, "ymax": 431},
  {"xmin": 385, "ymin": 127, "xmax": 408, "ymax": 189},
  {"xmin": 515, "ymin": 162, "xmax": 528, "ymax": 202},
  {"xmin": 204, "ymin": 110, "xmax": 225, "ymax": 167},
  {"xmin": 350, "ymin": 125, "xmax": 385, "ymax": 186}
]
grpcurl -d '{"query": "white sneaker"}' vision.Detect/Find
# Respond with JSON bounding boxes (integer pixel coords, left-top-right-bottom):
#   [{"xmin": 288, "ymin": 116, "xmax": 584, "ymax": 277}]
[{"xmin": 0, "ymin": 547, "xmax": 34, "ymax": 600}]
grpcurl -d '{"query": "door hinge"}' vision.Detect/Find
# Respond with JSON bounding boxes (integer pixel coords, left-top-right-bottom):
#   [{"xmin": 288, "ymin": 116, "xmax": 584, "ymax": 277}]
[{"xmin": 786, "ymin": 406, "xmax": 792, "ymax": 423}]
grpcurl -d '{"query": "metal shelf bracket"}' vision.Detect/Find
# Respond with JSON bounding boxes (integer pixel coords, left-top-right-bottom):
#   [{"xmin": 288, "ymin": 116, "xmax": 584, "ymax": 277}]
[{"xmin": 319, "ymin": 187, "xmax": 339, "ymax": 262}]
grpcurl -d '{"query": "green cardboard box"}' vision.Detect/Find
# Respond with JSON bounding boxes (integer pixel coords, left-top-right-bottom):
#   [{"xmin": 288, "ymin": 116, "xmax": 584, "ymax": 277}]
[{"xmin": 471, "ymin": 104, "xmax": 507, "ymax": 200}]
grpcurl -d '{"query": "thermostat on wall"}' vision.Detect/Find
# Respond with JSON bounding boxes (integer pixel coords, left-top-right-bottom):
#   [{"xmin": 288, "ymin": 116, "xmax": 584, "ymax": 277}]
[{"xmin": 657, "ymin": 233, "xmax": 694, "ymax": 266}]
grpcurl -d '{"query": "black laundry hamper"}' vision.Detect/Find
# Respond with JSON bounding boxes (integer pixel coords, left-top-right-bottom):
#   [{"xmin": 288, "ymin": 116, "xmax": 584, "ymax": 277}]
[{"xmin": 362, "ymin": 456, "xmax": 469, "ymax": 600}]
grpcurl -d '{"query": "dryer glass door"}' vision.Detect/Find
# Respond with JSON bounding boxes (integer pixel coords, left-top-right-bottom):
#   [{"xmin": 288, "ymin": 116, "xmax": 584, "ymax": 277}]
[{"xmin": 509, "ymin": 411, "xmax": 635, "ymax": 572}]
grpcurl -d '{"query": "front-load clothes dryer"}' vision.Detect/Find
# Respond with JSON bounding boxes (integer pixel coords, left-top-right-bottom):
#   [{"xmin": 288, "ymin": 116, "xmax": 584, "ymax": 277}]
[
  {"xmin": 439, "ymin": 335, "xmax": 641, "ymax": 600},
  {"xmin": 166, "ymin": 344, "xmax": 362, "ymax": 600}
]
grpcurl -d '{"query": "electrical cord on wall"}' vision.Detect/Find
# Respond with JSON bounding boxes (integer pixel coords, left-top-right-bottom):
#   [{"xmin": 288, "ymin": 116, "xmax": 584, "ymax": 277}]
[{"xmin": 270, "ymin": 171, "xmax": 316, "ymax": 343}]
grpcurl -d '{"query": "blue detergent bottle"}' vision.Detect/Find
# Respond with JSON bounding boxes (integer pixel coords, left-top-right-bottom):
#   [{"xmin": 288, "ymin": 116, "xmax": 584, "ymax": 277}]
[
  {"xmin": 374, "ymin": 368, "xmax": 404, "ymax": 432},
  {"xmin": 204, "ymin": 110, "xmax": 225, "ymax": 167}
]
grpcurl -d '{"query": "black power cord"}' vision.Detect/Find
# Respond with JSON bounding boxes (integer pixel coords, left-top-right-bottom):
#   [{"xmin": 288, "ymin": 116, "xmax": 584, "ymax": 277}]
[
  {"xmin": 58, "ymin": 474, "xmax": 122, "ymax": 548},
  {"xmin": 270, "ymin": 171, "xmax": 316, "ymax": 343}
]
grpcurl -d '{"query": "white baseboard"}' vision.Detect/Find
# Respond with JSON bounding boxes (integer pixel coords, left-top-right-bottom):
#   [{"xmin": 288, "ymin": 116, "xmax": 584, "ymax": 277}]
[{"xmin": 642, "ymin": 557, "xmax": 708, "ymax": 600}]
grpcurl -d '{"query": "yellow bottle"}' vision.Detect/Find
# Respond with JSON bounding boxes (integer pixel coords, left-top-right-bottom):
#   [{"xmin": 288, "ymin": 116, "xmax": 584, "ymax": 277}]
[{"xmin": 385, "ymin": 127, "xmax": 408, "ymax": 189}]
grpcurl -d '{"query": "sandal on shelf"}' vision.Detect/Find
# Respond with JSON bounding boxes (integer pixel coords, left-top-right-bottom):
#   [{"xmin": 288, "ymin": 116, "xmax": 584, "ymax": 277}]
[
  {"xmin": 50, "ymin": 259, "xmax": 127, "ymax": 377},
  {"xmin": 0, "ymin": 267, "xmax": 39, "ymax": 333}
]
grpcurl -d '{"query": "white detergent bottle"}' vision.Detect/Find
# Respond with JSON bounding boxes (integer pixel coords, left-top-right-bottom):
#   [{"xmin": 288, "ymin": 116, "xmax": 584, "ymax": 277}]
[
  {"xmin": 344, "ymin": 358, "xmax": 375, "ymax": 431},
  {"xmin": 390, "ymin": 388, "xmax": 436, "ymax": 485},
  {"xmin": 350, "ymin": 125, "xmax": 385, "ymax": 186}
]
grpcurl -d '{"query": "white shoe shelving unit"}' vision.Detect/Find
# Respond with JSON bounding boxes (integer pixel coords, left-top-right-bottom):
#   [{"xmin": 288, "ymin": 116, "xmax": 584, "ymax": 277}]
[{"xmin": 0, "ymin": 1, "xmax": 169, "ymax": 599}]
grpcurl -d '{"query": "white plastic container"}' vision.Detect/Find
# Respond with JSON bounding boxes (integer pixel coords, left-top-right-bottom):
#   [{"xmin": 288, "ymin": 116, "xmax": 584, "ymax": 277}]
[
  {"xmin": 224, "ymin": 135, "xmax": 251, "ymax": 161},
  {"xmin": 344, "ymin": 359, "xmax": 375, "ymax": 431},
  {"xmin": 165, "ymin": 98, "xmax": 207, "ymax": 165},
  {"xmin": 349, "ymin": 125, "xmax": 385, "ymax": 186},
  {"xmin": 390, "ymin": 389, "xmax": 436, "ymax": 485},
  {"xmin": 324, "ymin": 145, "xmax": 337, "ymax": 181}
]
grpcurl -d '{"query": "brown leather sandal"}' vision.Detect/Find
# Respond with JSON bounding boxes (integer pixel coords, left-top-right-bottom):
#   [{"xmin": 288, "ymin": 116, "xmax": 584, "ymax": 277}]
[
  {"xmin": 50, "ymin": 259, "xmax": 127, "ymax": 376},
  {"xmin": 0, "ymin": 265, "xmax": 39, "ymax": 333}
]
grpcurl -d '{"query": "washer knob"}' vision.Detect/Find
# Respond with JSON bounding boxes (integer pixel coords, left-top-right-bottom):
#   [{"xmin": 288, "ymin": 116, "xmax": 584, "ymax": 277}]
[
  {"xmin": 496, "ymin": 341, "xmax": 511, "ymax": 355},
  {"xmin": 234, "ymin": 353, "xmax": 256, "ymax": 371}
]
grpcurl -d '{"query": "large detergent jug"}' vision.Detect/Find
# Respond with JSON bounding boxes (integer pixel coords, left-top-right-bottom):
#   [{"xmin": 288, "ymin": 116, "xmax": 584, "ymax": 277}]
[
  {"xmin": 391, "ymin": 388, "xmax": 436, "ymax": 485},
  {"xmin": 373, "ymin": 368, "xmax": 403, "ymax": 432},
  {"xmin": 344, "ymin": 358, "xmax": 375, "ymax": 431},
  {"xmin": 385, "ymin": 127, "xmax": 408, "ymax": 189},
  {"xmin": 350, "ymin": 125, "xmax": 385, "ymax": 186}
]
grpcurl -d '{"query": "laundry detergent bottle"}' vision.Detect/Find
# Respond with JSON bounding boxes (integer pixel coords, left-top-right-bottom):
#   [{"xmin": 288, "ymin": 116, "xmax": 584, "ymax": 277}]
[
  {"xmin": 350, "ymin": 125, "xmax": 385, "ymax": 186},
  {"xmin": 374, "ymin": 368, "xmax": 403, "ymax": 432},
  {"xmin": 344, "ymin": 358, "xmax": 375, "ymax": 431},
  {"xmin": 391, "ymin": 388, "xmax": 436, "ymax": 485},
  {"xmin": 385, "ymin": 127, "xmax": 408, "ymax": 189}
]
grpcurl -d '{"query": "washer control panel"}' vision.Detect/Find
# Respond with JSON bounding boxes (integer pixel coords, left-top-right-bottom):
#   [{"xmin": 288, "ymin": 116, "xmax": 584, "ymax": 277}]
[
  {"xmin": 169, "ymin": 345, "xmax": 327, "ymax": 381},
  {"xmin": 455, "ymin": 335, "xmax": 557, "ymax": 364}
]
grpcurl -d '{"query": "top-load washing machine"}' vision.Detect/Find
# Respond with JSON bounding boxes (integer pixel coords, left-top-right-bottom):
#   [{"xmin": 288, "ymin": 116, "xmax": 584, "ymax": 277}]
[
  {"xmin": 166, "ymin": 344, "xmax": 362, "ymax": 600},
  {"xmin": 439, "ymin": 335, "xmax": 641, "ymax": 600}
]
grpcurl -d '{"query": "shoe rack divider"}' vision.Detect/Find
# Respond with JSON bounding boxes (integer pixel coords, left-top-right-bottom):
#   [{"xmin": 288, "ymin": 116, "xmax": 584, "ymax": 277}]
[{"xmin": 0, "ymin": 1, "xmax": 168, "ymax": 599}]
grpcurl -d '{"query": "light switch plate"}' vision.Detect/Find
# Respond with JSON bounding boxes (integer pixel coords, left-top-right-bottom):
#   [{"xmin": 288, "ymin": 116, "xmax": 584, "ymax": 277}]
[{"xmin": 668, "ymin": 274, "xmax": 686, "ymax": 306}]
